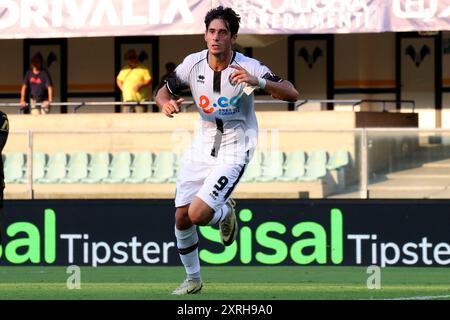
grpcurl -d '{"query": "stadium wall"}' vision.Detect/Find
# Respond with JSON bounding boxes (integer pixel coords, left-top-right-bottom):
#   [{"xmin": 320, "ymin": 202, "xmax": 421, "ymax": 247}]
[{"xmin": 0, "ymin": 33, "xmax": 447, "ymax": 127}]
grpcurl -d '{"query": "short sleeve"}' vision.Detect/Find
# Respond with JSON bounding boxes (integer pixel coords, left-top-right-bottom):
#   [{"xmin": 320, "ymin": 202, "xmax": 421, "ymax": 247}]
[
  {"xmin": 44, "ymin": 70, "xmax": 53, "ymax": 87},
  {"xmin": 116, "ymin": 68, "xmax": 127, "ymax": 82},
  {"xmin": 165, "ymin": 54, "xmax": 196, "ymax": 96},
  {"xmin": 143, "ymin": 67, "xmax": 152, "ymax": 82},
  {"xmin": 22, "ymin": 71, "xmax": 30, "ymax": 86},
  {"xmin": 253, "ymin": 61, "xmax": 283, "ymax": 83}
]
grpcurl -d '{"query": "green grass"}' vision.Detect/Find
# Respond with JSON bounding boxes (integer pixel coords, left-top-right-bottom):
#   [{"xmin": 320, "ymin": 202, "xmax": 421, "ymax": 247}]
[{"xmin": 0, "ymin": 266, "xmax": 450, "ymax": 300}]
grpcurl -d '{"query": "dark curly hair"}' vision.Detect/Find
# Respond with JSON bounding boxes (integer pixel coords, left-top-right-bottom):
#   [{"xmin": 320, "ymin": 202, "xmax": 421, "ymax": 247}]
[{"xmin": 204, "ymin": 6, "xmax": 241, "ymax": 36}]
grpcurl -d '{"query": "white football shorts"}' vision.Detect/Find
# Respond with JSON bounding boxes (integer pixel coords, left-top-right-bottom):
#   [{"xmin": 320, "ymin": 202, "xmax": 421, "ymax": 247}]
[{"xmin": 175, "ymin": 158, "xmax": 247, "ymax": 212}]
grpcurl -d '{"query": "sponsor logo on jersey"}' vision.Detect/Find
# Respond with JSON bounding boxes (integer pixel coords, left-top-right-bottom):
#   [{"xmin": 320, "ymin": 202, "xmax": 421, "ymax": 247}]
[{"xmin": 199, "ymin": 95, "xmax": 241, "ymax": 115}]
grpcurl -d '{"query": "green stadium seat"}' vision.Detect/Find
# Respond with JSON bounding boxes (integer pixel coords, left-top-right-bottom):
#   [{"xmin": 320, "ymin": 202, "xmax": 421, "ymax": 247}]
[
  {"xmin": 148, "ymin": 152, "xmax": 175, "ymax": 183},
  {"xmin": 40, "ymin": 153, "xmax": 68, "ymax": 183},
  {"xmin": 104, "ymin": 152, "xmax": 132, "ymax": 183},
  {"xmin": 327, "ymin": 150, "xmax": 350, "ymax": 170},
  {"xmin": 61, "ymin": 152, "xmax": 89, "ymax": 183},
  {"xmin": 327, "ymin": 150, "xmax": 350, "ymax": 191},
  {"xmin": 299, "ymin": 150, "xmax": 328, "ymax": 181},
  {"xmin": 257, "ymin": 151, "xmax": 285, "ymax": 182},
  {"xmin": 278, "ymin": 151, "xmax": 306, "ymax": 182},
  {"xmin": 82, "ymin": 152, "xmax": 111, "ymax": 183},
  {"xmin": 27, "ymin": 152, "xmax": 48, "ymax": 183},
  {"xmin": 4, "ymin": 153, "xmax": 26, "ymax": 183},
  {"xmin": 126, "ymin": 152, "xmax": 153, "ymax": 183},
  {"xmin": 241, "ymin": 151, "xmax": 262, "ymax": 182},
  {"xmin": 168, "ymin": 153, "xmax": 184, "ymax": 183}
]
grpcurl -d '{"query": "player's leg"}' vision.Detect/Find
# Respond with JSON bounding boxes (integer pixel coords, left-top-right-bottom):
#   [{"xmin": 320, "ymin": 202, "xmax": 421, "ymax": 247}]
[
  {"xmin": 171, "ymin": 161, "xmax": 210, "ymax": 295},
  {"xmin": 172, "ymin": 204, "xmax": 203, "ymax": 295},
  {"xmin": 194, "ymin": 163, "xmax": 246, "ymax": 246}
]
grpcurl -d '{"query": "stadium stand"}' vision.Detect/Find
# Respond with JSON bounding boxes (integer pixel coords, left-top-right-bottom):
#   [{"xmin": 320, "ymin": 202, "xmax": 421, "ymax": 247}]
[
  {"xmin": 2, "ymin": 111, "xmax": 418, "ymax": 199},
  {"xmin": 4, "ymin": 149, "xmax": 351, "ymax": 186}
]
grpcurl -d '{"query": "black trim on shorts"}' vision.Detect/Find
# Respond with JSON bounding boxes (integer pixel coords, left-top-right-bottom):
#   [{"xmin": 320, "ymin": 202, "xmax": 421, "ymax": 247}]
[{"xmin": 224, "ymin": 163, "xmax": 246, "ymax": 199}]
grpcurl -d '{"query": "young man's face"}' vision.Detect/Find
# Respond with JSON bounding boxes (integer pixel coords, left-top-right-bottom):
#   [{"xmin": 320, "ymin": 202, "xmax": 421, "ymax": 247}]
[{"xmin": 204, "ymin": 18, "xmax": 237, "ymax": 56}]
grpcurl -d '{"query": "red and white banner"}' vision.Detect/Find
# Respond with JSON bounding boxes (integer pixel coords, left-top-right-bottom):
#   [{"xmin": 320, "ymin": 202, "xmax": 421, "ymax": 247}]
[{"xmin": 0, "ymin": 0, "xmax": 449, "ymax": 39}]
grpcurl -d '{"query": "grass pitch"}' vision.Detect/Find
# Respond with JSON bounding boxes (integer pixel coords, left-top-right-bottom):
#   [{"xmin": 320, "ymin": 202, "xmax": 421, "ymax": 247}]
[{"xmin": 0, "ymin": 266, "xmax": 449, "ymax": 300}]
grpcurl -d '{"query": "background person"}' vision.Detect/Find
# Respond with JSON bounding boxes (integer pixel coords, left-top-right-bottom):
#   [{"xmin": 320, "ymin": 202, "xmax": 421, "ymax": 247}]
[
  {"xmin": 20, "ymin": 53, "xmax": 53, "ymax": 115},
  {"xmin": 116, "ymin": 49, "xmax": 152, "ymax": 113}
]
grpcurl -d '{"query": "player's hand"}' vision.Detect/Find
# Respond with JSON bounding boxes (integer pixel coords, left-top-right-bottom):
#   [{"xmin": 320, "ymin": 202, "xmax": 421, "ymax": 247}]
[
  {"xmin": 162, "ymin": 98, "xmax": 184, "ymax": 118},
  {"xmin": 43, "ymin": 101, "xmax": 50, "ymax": 113},
  {"xmin": 229, "ymin": 65, "xmax": 258, "ymax": 86}
]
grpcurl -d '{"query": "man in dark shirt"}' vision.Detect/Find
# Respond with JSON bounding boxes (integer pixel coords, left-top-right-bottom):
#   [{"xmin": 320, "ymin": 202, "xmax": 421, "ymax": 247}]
[
  {"xmin": 20, "ymin": 53, "xmax": 53, "ymax": 115},
  {"xmin": 0, "ymin": 111, "xmax": 8, "ymax": 243}
]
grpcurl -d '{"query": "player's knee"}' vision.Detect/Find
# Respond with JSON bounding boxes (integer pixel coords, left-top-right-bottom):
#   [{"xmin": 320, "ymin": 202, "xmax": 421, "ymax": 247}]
[
  {"xmin": 188, "ymin": 207, "xmax": 211, "ymax": 226},
  {"xmin": 175, "ymin": 206, "xmax": 191, "ymax": 229}
]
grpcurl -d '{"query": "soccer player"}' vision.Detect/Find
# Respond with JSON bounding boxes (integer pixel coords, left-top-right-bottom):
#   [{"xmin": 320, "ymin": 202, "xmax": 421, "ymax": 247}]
[
  {"xmin": 155, "ymin": 6, "xmax": 299, "ymax": 295},
  {"xmin": 0, "ymin": 111, "xmax": 9, "ymax": 243}
]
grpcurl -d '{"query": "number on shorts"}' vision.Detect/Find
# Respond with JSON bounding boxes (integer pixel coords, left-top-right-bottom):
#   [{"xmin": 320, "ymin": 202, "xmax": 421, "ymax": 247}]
[{"xmin": 214, "ymin": 176, "xmax": 229, "ymax": 192}]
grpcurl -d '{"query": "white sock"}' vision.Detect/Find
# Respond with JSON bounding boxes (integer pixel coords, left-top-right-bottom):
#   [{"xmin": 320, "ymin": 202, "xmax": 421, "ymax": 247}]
[
  {"xmin": 207, "ymin": 203, "xmax": 231, "ymax": 226},
  {"xmin": 175, "ymin": 225, "xmax": 201, "ymax": 281}
]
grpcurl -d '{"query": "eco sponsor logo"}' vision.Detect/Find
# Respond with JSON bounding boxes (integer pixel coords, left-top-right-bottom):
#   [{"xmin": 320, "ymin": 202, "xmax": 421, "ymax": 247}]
[
  {"xmin": 199, "ymin": 95, "xmax": 241, "ymax": 115},
  {"xmin": 1, "ymin": 207, "xmax": 449, "ymax": 267}
]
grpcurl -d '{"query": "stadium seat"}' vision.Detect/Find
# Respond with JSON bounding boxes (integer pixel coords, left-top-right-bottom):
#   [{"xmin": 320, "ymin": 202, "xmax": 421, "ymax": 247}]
[
  {"xmin": 104, "ymin": 152, "xmax": 132, "ymax": 183},
  {"xmin": 327, "ymin": 150, "xmax": 350, "ymax": 191},
  {"xmin": 168, "ymin": 153, "xmax": 184, "ymax": 183},
  {"xmin": 40, "ymin": 153, "xmax": 68, "ymax": 183},
  {"xmin": 257, "ymin": 151, "xmax": 285, "ymax": 182},
  {"xmin": 126, "ymin": 152, "xmax": 153, "ymax": 183},
  {"xmin": 82, "ymin": 152, "xmax": 111, "ymax": 183},
  {"xmin": 148, "ymin": 152, "xmax": 176, "ymax": 183},
  {"xmin": 4, "ymin": 153, "xmax": 26, "ymax": 183},
  {"xmin": 299, "ymin": 150, "xmax": 327, "ymax": 181},
  {"xmin": 278, "ymin": 151, "xmax": 306, "ymax": 181},
  {"xmin": 327, "ymin": 150, "xmax": 350, "ymax": 170},
  {"xmin": 61, "ymin": 152, "xmax": 89, "ymax": 183},
  {"xmin": 27, "ymin": 152, "xmax": 48, "ymax": 183},
  {"xmin": 241, "ymin": 151, "xmax": 263, "ymax": 182}
]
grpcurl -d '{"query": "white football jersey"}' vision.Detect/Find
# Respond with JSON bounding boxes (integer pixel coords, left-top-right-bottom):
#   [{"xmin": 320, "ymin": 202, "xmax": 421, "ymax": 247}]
[{"xmin": 166, "ymin": 49, "xmax": 281, "ymax": 164}]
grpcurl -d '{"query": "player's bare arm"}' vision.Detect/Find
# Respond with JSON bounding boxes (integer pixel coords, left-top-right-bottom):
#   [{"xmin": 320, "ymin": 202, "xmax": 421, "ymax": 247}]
[
  {"xmin": 229, "ymin": 65, "xmax": 299, "ymax": 102},
  {"xmin": 155, "ymin": 85, "xmax": 184, "ymax": 118}
]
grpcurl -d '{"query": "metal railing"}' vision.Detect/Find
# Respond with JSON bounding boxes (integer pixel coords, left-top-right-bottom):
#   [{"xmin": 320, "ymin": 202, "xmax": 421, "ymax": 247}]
[
  {"xmin": 295, "ymin": 99, "xmax": 416, "ymax": 112},
  {"xmin": 0, "ymin": 98, "xmax": 416, "ymax": 113}
]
